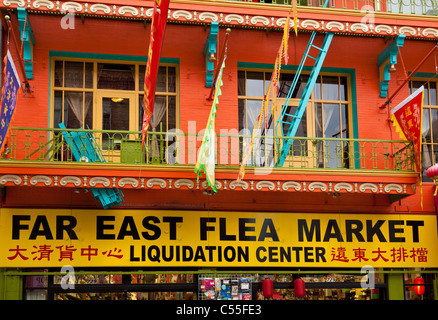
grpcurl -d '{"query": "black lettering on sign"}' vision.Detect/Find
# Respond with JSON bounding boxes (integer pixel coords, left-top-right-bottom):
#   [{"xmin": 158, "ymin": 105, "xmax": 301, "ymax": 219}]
[
  {"xmin": 12, "ymin": 215, "xmax": 30, "ymax": 240},
  {"xmin": 96, "ymin": 216, "xmax": 115, "ymax": 240},
  {"xmin": 142, "ymin": 216, "xmax": 161, "ymax": 240},
  {"xmin": 29, "ymin": 215, "xmax": 53, "ymax": 240},
  {"xmin": 298, "ymin": 219, "xmax": 321, "ymax": 242},
  {"xmin": 258, "ymin": 219, "xmax": 279, "ymax": 242}
]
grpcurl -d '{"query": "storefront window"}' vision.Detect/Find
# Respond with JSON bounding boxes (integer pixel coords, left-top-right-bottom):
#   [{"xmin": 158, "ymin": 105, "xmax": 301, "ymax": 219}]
[
  {"xmin": 25, "ymin": 270, "xmax": 48, "ymax": 300},
  {"xmin": 254, "ymin": 273, "xmax": 383, "ymax": 300},
  {"xmin": 24, "ymin": 270, "xmax": 196, "ymax": 300},
  {"xmin": 404, "ymin": 271, "xmax": 436, "ymax": 300}
]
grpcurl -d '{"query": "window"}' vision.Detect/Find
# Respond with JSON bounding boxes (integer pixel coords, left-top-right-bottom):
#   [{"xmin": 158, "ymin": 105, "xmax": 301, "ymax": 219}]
[
  {"xmin": 52, "ymin": 58, "xmax": 178, "ymax": 164},
  {"xmin": 238, "ymin": 69, "xmax": 351, "ymax": 168},
  {"xmin": 24, "ymin": 270, "xmax": 196, "ymax": 300},
  {"xmin": 411, "ymin": 79, "xmax": 438, "ymax": 181}
]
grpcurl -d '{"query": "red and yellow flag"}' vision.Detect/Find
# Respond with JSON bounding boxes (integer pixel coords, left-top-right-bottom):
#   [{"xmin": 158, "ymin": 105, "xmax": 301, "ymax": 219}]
[
  {"xmin": 141, "ymin": 0, "xmax": 170, "ymax": 148},
  {"xmin": 391, "ymin": 86, "xmax": 424, "ymax": 173}
]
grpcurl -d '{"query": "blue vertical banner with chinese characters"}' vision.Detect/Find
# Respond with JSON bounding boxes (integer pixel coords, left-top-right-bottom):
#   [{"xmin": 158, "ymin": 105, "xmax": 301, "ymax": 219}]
[{"xmin": 0, "ymin": 50, "xmax": 21, "ymax": 154}]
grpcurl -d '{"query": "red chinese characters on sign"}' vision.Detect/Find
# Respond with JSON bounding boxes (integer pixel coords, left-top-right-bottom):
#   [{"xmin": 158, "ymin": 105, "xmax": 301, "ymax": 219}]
[
  {"xmin": 7, "ymin": 245, "xmax": 124, "ymax": 262},
  {"xmin": 329, "ymin": 246, "xmax": 428, "ymax": 264}
]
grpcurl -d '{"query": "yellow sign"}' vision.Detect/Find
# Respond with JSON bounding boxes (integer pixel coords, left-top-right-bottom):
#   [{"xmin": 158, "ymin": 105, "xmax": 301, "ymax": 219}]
[{"xmin": 1, "ymin": 209, "xmax": 437, "ymax": 268}]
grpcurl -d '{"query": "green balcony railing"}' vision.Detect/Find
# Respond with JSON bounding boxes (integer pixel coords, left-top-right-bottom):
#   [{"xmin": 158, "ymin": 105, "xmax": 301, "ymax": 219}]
[
  {"xmin": 233, "ymin": 0, "xmax": 438, "ymax": 16},
  {"xmin": 1, "ymin": 127, "xmax": 415, "ymax": 172}
]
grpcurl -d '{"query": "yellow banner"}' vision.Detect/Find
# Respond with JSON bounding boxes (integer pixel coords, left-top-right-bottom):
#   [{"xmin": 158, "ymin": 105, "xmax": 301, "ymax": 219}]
[{"xmin": 1, "ymin": 209, "xmax": 437, "ymax": 268}]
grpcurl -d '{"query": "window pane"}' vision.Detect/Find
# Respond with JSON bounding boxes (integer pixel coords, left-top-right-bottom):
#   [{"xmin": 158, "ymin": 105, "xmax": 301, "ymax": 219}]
[
  {"xmin": 54, "ymin": 61, "xmax": 63, "ymax": 87},
  {"xmin": 423, "ymin": 108, "xmax": 431, "ymax": 143},
  {"xmin": 156, "ymin": 67, "xmax": 167, "ymax": 92},
  {"xmin": 238, "ymin": 99, "xmax": 245, "ymax": 131},
  {"xmin": 151, "ymin": 96, "xmax": 167, "ymax": 132},
  {"xmin": 431, "ymin": 109, "xmax": 438, "ymax": 143},
  {"xmin": 246, "ymin": 100, "xmax": 262, "ymax": 131},
  {"xmin": 294, "ymin": 75, "xmax": 309, "ymax": 99},
  {"xmin": 168, "ymin": 67, "xmax": 176, "ymax": 92},
  {"xmin": 102, "ymin": 97, "xmax": 130, "ymax": 131},
  {"xmin": 84, "ymin": 92, "xmax": 93, "ymax": 129},
  {"xmin": 85, "ymin": 63, "xmax": 93, "ymax": 88},
  {"xmin": 246, "ymin": 72, "xmax": 264, "ymax": 97},
  {"xmin": 64, "ymin": 61, "xmax": 83, "ymax": 88},
  {"xmin": 430, "ymin": 82, "xmax": 437, "ymax": 105},
  {"xmin": 314, "ymin": 76, "xmax": 322, "ymax": 100},
  {"xmin": 97, "ymin": 63, "xmax": 135, "ymax": 90},
  {"xmin": 54, "ymin": 91, "xmax": 63, "ymax": 128},
  {"xmin": 168, "ymin": 96, "xmax": 176, "ymax": 130},
  {"xmin": 323, "ymin": 103, "xmax": 341, "ymax": 138},
  {"xmin": 322, "ymin": 76, "xmax": 339, "ymax": 101},
  {"xmin": 238, "ymin": 71, "xmax": 245, "ymax": 96},
  {"xmin": 139, "ymin": 65, "xmax": 146, "ymax": 92},
  {"xmin": 278, "ymin": 73, "xmax": 294, "ymax": 98},
  {"xmin": 341, "ymin": 104, "xmax": 348, "ymax": 138},
  {"xmin": 411, "ymin": 81, "xmax": 428, "ymax": 105},
  {"xmin": 139, "ymin": 95, "xmax": 144, "ymax": 131},
  {"xmin": 315, "ymin": 102, "xmax": 323, "ymax": 137},
  {"xmin": 340, "ymin": 77, "xmax": 348, "ymax": 101},
  {"xmin": 64, "ymin": 92, "xmax": 83, "ymax": 128}
]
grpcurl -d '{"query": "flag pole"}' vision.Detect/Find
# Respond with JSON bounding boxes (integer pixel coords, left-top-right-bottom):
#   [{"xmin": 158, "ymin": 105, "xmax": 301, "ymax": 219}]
[
  {"xmin": 379, "ymin": 45, "xmax": 438, "ymax": 109},
  {"xmin": 0, "ymin": 14, "xmax": 32, "ymax": 95},
  {"xmin": 207, "ymin": 28, "xmax": 231, "ymax": 101}
]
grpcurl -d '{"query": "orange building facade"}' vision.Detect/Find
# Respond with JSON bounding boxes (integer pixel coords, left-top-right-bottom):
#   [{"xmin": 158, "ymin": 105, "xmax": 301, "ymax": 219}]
[{"xmin": 0, "ymin": 0, "xmax": 437, "ymax": 301}]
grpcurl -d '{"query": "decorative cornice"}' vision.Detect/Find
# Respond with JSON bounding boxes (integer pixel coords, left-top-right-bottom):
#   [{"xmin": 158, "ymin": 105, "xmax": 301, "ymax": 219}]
[
  {"xmin": 1, "ymin": 0, "xmax": 437, "ymax": 40},
  {"xmin": 0, "ymin": 173, "xmax": 417, "ymax": 196}
]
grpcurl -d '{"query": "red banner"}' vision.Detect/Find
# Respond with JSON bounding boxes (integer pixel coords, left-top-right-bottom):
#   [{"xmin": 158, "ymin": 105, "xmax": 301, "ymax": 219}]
[
  {"xmin": 391, "ymin": 86, "xmax": 424, "ymax": 172},
  {"xmin": 141, "ymin": 0, "xmax": 170, "ymax": 148}
]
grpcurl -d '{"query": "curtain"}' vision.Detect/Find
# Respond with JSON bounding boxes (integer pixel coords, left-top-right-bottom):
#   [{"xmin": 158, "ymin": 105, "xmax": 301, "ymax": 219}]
[
  {"xmin": 65, "ymin": 92, "xmax": 92, "ymax": 128},
  {"xmin": 150, "ymin": 97, "xmax": 167, "ymax": 159}
]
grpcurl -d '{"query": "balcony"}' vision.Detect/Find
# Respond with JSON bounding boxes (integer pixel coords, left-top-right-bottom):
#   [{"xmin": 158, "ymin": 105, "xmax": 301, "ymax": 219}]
[
  {"xmin": 2, "ymin": 126, "xmax": 413, "ymax": 171},
  {"xmin": 0, "ymin": 127, "xmax": 417, "ymax": 196},
  {"xmin": 0, "ymin": 127, "xmax": 418, "ymax": 200},
  {"xmin": 232, "ymin": 0, "xmax": 438, "ymax": 16},
  {"xmin": 0, "ymin": 127, "xmax": 421, "ymax": 214}
]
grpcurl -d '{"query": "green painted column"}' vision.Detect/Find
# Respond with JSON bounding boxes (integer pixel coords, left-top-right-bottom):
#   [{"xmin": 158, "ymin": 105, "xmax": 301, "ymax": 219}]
[
  {"xmin": 387, "ymin": 272, "xmax": 405, "ymax": 300},
  {"xmin": 0, "ymin": 268, "xmax": 23, "ymax": 300}
]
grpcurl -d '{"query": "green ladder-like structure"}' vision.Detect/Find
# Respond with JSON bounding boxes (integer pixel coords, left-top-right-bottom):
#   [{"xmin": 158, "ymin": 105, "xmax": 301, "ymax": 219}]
[{"xmin": 275, "ymin": 1, "xmax": 334, "ymax": 167}]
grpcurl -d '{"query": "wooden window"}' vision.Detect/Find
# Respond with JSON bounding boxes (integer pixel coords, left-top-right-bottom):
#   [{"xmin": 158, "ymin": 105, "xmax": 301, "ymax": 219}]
[{"xmin": 238, "ymin": 69, "xmax": 352, "ymax": 168}]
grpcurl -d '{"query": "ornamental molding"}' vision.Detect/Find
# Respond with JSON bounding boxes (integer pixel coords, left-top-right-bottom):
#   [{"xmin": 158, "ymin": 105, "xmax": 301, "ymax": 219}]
[
  {"xmin": 174, "ymin": 178, "xmax": 194, "ymax": 189},
  {"xmin": 0, "ymin": 174, "xmax": 415, "ymax": 196},
  {"xmin": 334, "ymin": 182, "xmax": 353, "ymax": 192},
  {"xmin": 61, "ymin": 1, "xmax": 82, "ymax": 11},
  {"xmin": 89, "ymin": 3, "xmax": 110, "ymax": 13},
  {"xmin": 146, "ymin": 178, "xmax": 167, "ymax": 189},
  {"xmin": 1, "ymin": 0, "xmax": 436, "ymax": 40},
  {"xmin": 255, "ymin": 180, "xmax": 276, "ymax": 191},
  {"xmin": 118, "ymin": 177, "xmax": 139, "ymax": 188},
  {"xmin": 308, "ymin": 181, "xmax": 327, "ymax": 192},
  {"xmin": 29, "ymin": 175, "xmax": 52, "ymax": 186},
  {"xmin": 88, "ymin": 176, "xmax": 111, "ymax": 187},
  {"xmin": 0, "ymin": 174, "xmax": 22, "ymax": 185},
  {"xmin": 282, "ymin": 181, "xmax": 302, "ymax": 191}
]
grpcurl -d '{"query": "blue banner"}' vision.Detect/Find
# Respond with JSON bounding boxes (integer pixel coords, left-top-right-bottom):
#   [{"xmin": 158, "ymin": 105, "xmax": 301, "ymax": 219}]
[{"xmin": 0, "ymin": 50, "xmax": 21, "ymax": 153}]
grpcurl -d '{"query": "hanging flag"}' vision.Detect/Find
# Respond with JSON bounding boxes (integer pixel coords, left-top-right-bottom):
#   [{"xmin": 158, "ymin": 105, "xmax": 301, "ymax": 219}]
[
  {"xmin": 237, "ymin": 10, "xmax": 293, "ymax": 182},
  {"xmin": 292, "ymin": 0, "xmax": 298, "ymax": 36},
  {"xmin": 391, "ymin": 86, "xmax": 423, "ymax": 173},
  {"xmin": 194, "ymin": 59, "xmax": 226, "ymax": 193},
  {"xmin": 141, "ymin": 0, "xmax": 170, "ymax": 148},
  {"xmin": 0, "ymin": 50, "xmax": 21, "ymax": 154}
]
